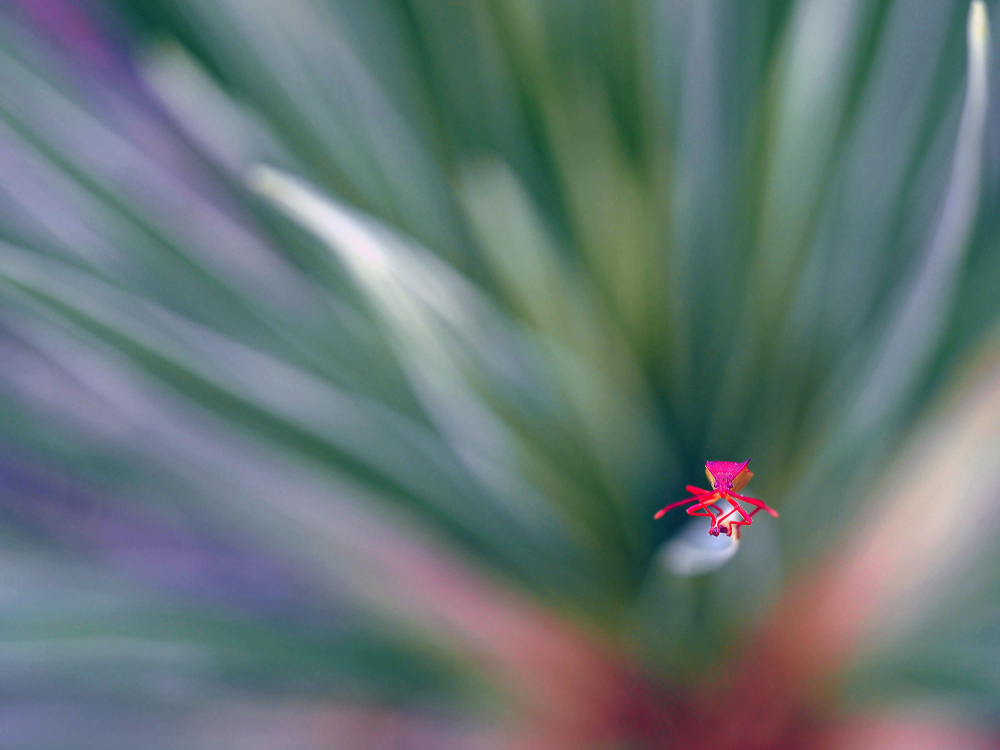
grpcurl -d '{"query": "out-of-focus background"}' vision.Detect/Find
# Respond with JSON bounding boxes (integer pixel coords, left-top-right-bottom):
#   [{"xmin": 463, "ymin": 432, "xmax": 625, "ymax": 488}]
[{"xmin": 0, "ymin": 0, "xmax": 999, "ymax": 748}]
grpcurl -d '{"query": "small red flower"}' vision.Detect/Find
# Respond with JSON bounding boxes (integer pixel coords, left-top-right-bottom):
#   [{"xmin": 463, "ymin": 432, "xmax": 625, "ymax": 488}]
[{"xmin": 654, "ymin": 459, "xmax": 778, "ymax": 538}]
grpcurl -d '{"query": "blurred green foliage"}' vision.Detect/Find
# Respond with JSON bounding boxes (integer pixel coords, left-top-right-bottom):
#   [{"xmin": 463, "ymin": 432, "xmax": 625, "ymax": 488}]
[{"xmin": 0, "ymin": 0, "xmax": 996, "ymax": 746}]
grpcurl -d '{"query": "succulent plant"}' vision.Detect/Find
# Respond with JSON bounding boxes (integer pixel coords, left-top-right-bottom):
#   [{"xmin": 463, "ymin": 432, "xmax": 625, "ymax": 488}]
[{"xmin": 0, "ymin": 1, "xmax": 997, "ymax": 747}]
